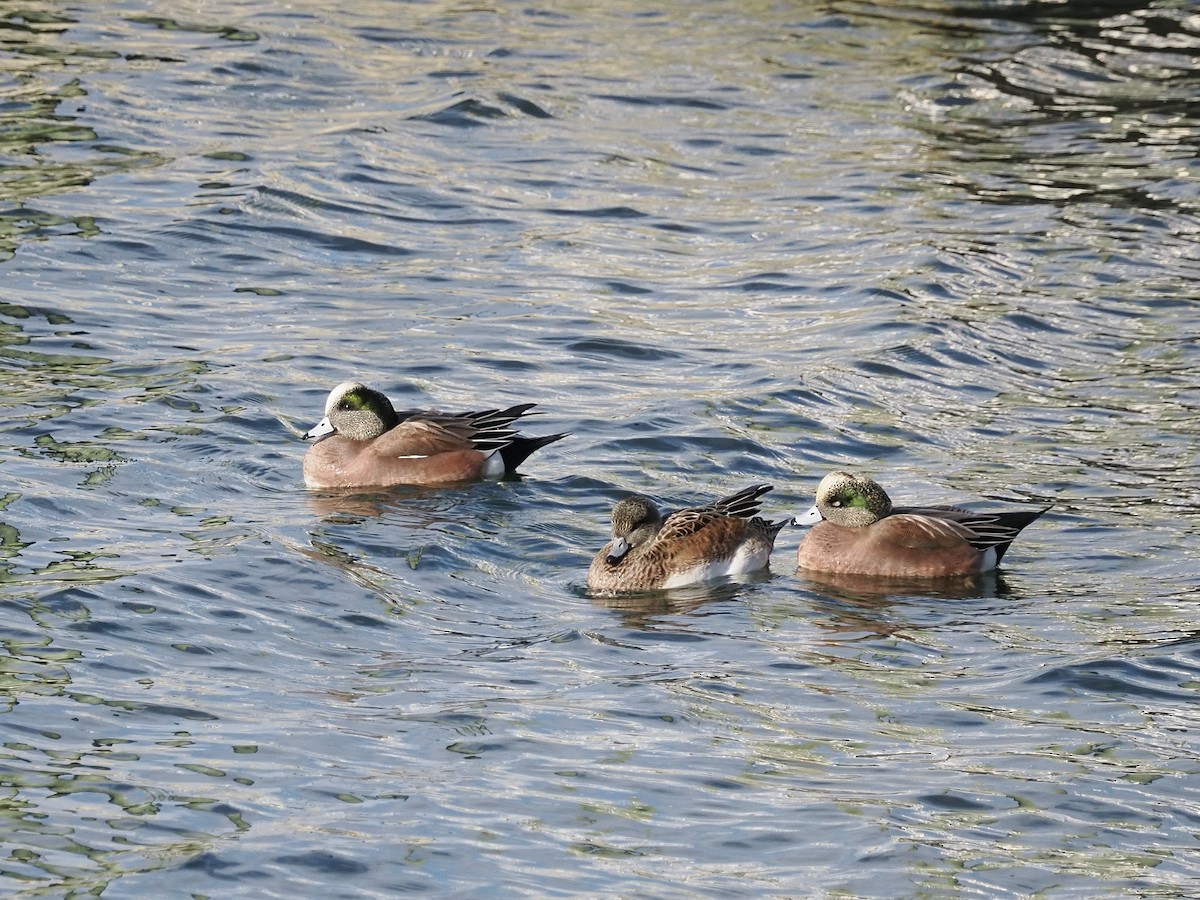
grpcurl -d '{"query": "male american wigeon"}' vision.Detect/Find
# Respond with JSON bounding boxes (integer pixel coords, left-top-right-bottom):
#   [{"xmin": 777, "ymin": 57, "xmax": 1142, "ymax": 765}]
[
  {"xmin": 794, "ymin": 471, "xmax": 1049, "ymax": 578},
  {"xmin": 302, "ymin": 381, "xmax": 566, "ymax": 489},
  {"xmin": 587, "ymin": 484, "xmax": 789, "ymax": 594}
]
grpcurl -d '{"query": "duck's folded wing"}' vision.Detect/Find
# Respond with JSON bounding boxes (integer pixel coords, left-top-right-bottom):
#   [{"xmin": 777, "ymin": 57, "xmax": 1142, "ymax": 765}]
[
  {"xmin": 655, "ymin": 484, "xmax": 774, "ymax": 541},
  {"xmin": 882, "ymin": 513, "xmax": 978, "ymax": 550},
  {"xmin": 648, "ymin": 487, "xmax": 768, "ymax": 542},
  {"xmin": 657, "ymin": 507, "xmax": 722, "ymax": 541},
  {"xmin": 380, "ymin": 405, "xmax": 538, "ymax": 457},
  {"xmin": 712, "ymin": 484, "xmax": 774, "ymax": 519},
  {"xmin": 889, "ymin": 508, "xmax": 1034, "ymax": 552},
  {"xmin": 893, "ymin": 504, "xmax": 974, "ymax": 518},
  {"xmin": 366, "ymin": 418, "xmax": 474, "ymax": 457}
]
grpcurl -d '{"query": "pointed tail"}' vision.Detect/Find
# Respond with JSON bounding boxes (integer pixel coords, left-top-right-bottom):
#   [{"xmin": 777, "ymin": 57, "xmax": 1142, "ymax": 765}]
[{"xmin": 498, "ymin": 432, "xmax": 568, "ymax": 474}]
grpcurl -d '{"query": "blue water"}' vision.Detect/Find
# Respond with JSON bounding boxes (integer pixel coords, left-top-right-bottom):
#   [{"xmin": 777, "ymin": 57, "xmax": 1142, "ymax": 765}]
[{"xmin": 3, "ymin": 0, "xmax": 1200, "ymax": 895}]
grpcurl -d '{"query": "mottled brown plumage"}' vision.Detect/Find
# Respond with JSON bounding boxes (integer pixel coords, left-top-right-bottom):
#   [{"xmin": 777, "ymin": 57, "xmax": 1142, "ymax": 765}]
[{"xmin": 588, "ymin": 484, "xmax": 788, "ymax": 594}]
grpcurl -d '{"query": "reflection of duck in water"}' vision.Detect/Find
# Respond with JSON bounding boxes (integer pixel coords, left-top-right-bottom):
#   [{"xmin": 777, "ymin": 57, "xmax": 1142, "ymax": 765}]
[
  {"xmin": 587, "ymin": 484, "xmax": 788, "ymax": 594},
  {"xmin": 303, "ymin": 382, "xmax": 566, "ymax": 489},
  {"xmin": 797, "ymin": 568, "xmax": 1005, "ymax": 604},
  {"xmin": 302, "ymin": 481, "xmax": 464, "ymax": 524},
  {"xmin": 589, "ymin": 578, "xmax": 759, "ymax": 629},
  {"xmin": 795, "ymin": 472, "xmax": 1049, "ymax": 578}
]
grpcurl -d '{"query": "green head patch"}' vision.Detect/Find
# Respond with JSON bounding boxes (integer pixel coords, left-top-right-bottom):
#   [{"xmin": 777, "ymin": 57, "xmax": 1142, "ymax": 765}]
[{"xmin": 339, "ymin": 387, "xmax": 372, "ymax": 411}]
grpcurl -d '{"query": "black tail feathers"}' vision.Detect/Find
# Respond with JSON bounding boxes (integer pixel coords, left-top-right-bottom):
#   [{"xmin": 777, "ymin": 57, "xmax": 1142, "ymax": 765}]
[{"xmin": 498, "ymin": 432, "xmax": 569, "ymax": 474}]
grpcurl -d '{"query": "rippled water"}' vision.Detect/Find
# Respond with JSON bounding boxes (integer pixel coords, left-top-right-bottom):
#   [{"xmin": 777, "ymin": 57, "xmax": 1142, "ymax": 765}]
[{"xmin": 3, "ymin": 0, "xmax": 1200, "ymax": 895}]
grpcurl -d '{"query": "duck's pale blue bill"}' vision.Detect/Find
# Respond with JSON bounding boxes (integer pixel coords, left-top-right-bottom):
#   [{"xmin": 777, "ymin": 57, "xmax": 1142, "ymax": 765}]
[
  {"xmin": 793, "ymin": 506, "xmax": 822, "ymax": 526},
  {"xmin": 303, "ymin": 417, "xmax": 336, "ymax": 441},
  {"xmin": 606, "ymin": 535, "xmax": 631, "ymax": 563}
]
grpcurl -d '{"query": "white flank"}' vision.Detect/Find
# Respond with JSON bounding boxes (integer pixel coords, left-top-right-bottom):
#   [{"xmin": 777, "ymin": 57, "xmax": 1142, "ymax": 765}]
[
  {"xmin": 661, "ymin": 542, "xmax": 769, "ymax": 589},
  {"xmin": 481, "ymin": 450, "xmax": 506, "ymax": 479}
]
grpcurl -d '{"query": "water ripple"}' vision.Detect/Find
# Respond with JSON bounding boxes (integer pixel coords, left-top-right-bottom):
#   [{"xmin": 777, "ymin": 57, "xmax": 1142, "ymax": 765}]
[{"xmin": 2, "ymin": 0, "xmax": 1200, "ymax": 896}]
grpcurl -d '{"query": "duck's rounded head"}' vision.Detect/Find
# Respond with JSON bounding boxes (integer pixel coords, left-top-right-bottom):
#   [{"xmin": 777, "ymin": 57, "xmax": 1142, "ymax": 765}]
[
  {"xmin": 606, "ymin": 494, "xmax": 663, "ymax": 563},
  {"xmin": 810, "ymin": 471, "xmax": 893, "ymax": 528},
  {"xmin": 304, "ymin": 381, "xmax": 399, "ymax": 443}
]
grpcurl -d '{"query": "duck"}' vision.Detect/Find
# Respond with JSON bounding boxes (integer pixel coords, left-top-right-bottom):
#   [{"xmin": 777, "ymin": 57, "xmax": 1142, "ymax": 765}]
[
  {"xmin": 587, "ymin": 484, "xmax": 788, "ymax": 594},
  {"xmin": 795, "ymin": 471, "xmax": 1049, "ymax": 578},
  {"xmin": 302, "ymin": 381, "xmax": 566, "ymax": 489}
]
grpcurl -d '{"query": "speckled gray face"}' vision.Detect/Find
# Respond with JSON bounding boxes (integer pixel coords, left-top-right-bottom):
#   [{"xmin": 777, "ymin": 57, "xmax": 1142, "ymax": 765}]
[
  {"xmin": 605, "ymin": 495, "xmax": 662, "ymax": 563},
  {"xmin": 812, "ymin": 472, "xmax": 893, "ymax": 528},
  {"xmin": 304, "ymin": 382, "xmax": 398, "ymax": 443}
]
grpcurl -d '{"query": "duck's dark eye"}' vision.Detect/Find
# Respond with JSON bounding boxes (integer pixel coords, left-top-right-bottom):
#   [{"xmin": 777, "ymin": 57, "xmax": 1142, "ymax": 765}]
[{"xmin": 831, "ymin": 500, "xmax": 842, "ymax": 508}]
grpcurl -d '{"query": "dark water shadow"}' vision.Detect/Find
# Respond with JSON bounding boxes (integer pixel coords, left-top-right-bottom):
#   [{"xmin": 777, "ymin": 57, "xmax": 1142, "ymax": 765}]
[
  {"xmin": 796, "ymin": 568, "xmax": 1005, "ymax": 603},
  {"xmin": 793, "ymin": 569, "xmax": 1018, "ymax": 639},
  {"xmin": 586, "ymin": 570, "xmax": 772, "ymax": 630},
  {"xmin": 303, "ymin": 483, "xmax": 467, "ymax": 523},
  {"xmin": 298, "ymin": 484, "xmax": 489, "ymax": 609}
]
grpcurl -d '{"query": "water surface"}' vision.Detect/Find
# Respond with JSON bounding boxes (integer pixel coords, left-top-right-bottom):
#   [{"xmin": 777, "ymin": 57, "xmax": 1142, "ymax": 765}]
[{"xmin": 3, "ymin": 0, "xmax": 1200, "ymax": 896}]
